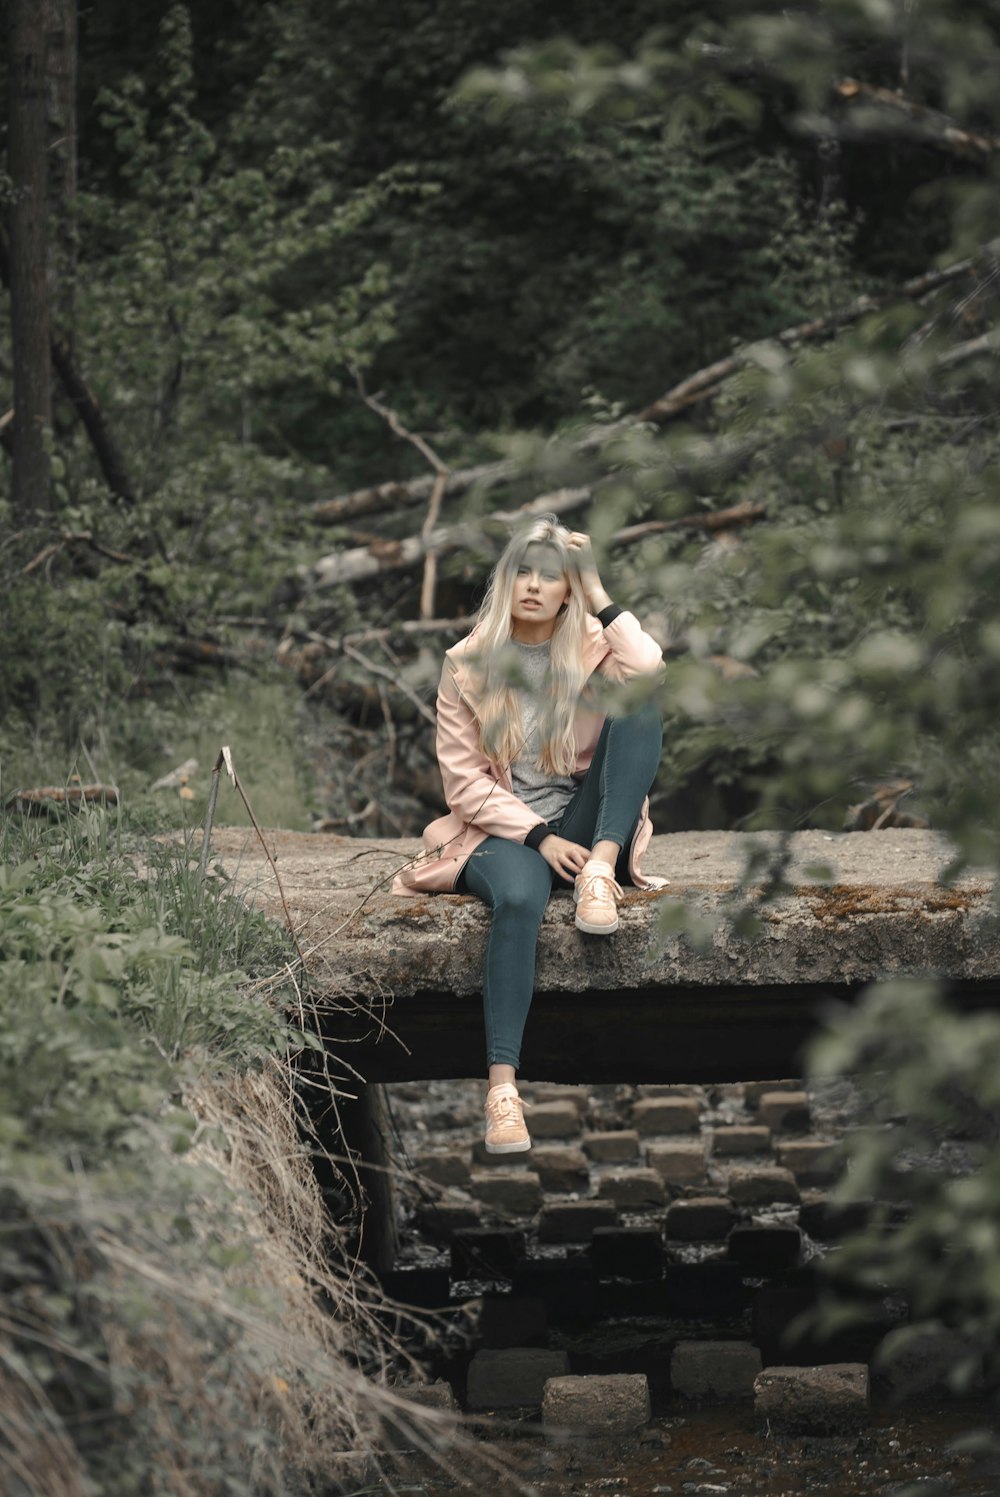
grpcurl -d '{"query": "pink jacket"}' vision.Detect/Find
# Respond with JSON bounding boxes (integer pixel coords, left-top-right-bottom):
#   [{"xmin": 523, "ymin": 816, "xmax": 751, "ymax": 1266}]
[{"xmin": 391, "ymin": 611, "xmax": 664, "ymax": 895}]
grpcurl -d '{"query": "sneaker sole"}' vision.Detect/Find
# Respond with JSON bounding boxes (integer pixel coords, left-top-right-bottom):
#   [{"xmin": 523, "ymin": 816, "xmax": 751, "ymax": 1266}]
[
  {"xmin": 485, "ymin": 1138, "xmax": 532, "ymax": 1154},
  {"xmin": 575, "ymin": 912, "xmax": 619, "ymax": 934}
]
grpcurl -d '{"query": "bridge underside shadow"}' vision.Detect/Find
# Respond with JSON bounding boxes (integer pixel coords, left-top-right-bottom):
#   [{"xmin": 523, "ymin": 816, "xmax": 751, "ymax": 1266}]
[{"xmin": 313, "ymin": 977, "xmax": 999, "ymax": 1085}]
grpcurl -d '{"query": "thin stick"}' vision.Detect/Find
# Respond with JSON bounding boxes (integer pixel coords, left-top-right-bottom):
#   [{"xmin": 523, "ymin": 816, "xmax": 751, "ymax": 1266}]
[
  {"xmin": 198, "ymin": 750, "xmax": 224, "ymax": 881},
  {"xmin": 341, "ymin": 641, "xmax": 437, "ymax": 726}
]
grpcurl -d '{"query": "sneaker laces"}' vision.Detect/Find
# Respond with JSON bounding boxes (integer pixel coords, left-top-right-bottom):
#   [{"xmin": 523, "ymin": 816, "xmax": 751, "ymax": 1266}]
[
  {"xmin": 485, "ymin": 1088, "xmax": 528, "ymax": 1122},
  {"xmin": 578, "ymin": 863, "xmax": 623, "ymax": 902}
]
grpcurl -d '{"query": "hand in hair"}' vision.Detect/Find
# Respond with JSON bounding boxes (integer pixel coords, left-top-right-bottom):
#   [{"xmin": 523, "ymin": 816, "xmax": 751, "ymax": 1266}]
[
  {"xmin": 566, "ymin": 531, "xmax": 612, "ymax": 613},
  {"xmin": 537, "ymin": 833, "xmax": 591, "ymax": 880}
]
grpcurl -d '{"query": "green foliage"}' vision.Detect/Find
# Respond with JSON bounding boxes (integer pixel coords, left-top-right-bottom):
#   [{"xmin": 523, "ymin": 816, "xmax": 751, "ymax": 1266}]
[{"xmin": 0, "ymin": 810, "xmax": 343, "ymax": 1496}]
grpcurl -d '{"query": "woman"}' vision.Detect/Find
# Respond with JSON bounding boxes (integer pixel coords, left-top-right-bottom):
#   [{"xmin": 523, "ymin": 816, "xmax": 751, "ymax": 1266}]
[{"xmin": 392, "ymin": 516, "xmax": 665, "ymax": 1153}]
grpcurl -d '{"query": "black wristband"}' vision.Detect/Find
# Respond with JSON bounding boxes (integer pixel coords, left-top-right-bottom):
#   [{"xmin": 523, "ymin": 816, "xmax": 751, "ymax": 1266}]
[
  {"xmin": 525, "ymin": 822, "xmax": 555, "ymax": 851},
  {"xmin": 597, "ymin": 602, "xmax": 624, "ymax": 627}
]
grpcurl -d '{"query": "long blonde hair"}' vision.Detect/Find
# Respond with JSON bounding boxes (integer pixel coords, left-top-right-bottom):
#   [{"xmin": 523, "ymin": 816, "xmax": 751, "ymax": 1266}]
[{"xmin": 469, "ymin": 517, "xmax": 591, "ymax": 774}]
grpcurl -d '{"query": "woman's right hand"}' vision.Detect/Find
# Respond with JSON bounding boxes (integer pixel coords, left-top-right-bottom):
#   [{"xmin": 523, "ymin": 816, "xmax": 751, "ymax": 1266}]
[{"xmin": 538, "ymin": 833, "xmax": 591, "ymax": 880}]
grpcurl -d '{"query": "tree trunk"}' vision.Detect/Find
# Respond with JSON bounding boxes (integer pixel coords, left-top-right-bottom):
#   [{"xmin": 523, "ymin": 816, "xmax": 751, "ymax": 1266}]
[
  {"xmin": 44, "ymin": 0, "xmax": 78, "ymax": 344},
  {"xmin": 7, "ymin": 0, "xmax": 53, "ymax": 516}
]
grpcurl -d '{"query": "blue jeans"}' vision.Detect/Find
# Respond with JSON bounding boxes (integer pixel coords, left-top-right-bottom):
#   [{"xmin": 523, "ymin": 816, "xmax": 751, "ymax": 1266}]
[{"xmin": 456, "ymin": 702, "xmax": 663, "ymax": 1069}]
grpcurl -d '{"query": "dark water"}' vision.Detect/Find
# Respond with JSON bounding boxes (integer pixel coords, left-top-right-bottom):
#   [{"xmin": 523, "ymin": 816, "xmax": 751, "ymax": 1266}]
[{"xmin": 380, "ymin": 1397, "xmax": 999, "ymax": 1497}]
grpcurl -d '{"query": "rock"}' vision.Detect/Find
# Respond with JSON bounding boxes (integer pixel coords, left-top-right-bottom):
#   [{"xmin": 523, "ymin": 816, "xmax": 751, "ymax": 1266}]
[
  {"xmin": 632, "ymin": 1097, "xmax": 701, "ymax": 1135},
  {"xmin": 646, "ymin": 1141, "xmax": 708, "ymax": 1188},
  {"xmin": 532, "ymin": 1146, "xmax": 591, "ymax": 1193},
  {"xmin": 396, "ymin": 1379, "xmax": 459, "ymax": 1412},
  {"xmin": 523, "ymin": 1085, "xmax": 589, "ymax": 1113},
  {"xmin": 663, "ymin": 1262, "xmax": 750, "ymax": 1316},
  {"xmin": 542, "ymin": 1373, "xmax": 651, "ymax": 1436},
  {"xmin": 724, "ymin": 1165, "xmax": 800, "ymax": 1206},
  {"xmin": 538, "ymin": 1200, "xmax": 618, "ymax": 1242},
  {"xmin": 671, "ymin": 1341, "xmax": 762, "ymax": 1400},
  {"xmin": 590, "ymin": 1226, "xmax": 663, "ymax": 1282},
  {"xmin": 469, "ymin": 1171, "xmax": 543, "ymax": 1215},
  {"xmin": 727, "ymin": 1224, "xmax": 802, "ymax": 1273},
  {"xmin": 798, "ymin": 1194, "xmax": 874, "ymax": 1239},
  {"xmin": 513, "ymin": 1256, "xmax": 598, "ymax": 1319},
  {"xmin": 665, "ymin": 1197, "xmax": 736, "ymax": 1241},
  {"xmin": 753, "ymin": 1363, "xmax": 870, "ymax": 1435},
  {"xmin": 381, "ymin": 1380, "xmax": 460, "ymax": 1451},
  {"xmin": 598, "ymin": 1168, "xmax": 666, "ymax": 1209},
  {"xmin": 530, "ymin": 1102, "xmax": 583, "ymax": 1138},
  {"xmin": 450, "ymin": 1228, "xmax": 526, "ymax": 1280},
  {"xmin": 873, "ymin": 1324, "xmax": 987, "ymax": 1398},
  {"xmin": 466, "ymin": 1348, "xmax": 570, "ymax": 1411},
  {"xmin": 582, "ymin": 1129, "xmax": 640, "ymax": 1162},
  {"xmin": 758, "ymin": 1090, "xmax": 811, "ymax": 1132},
  {"xmin": 710, "ymin": 1124, "xmax": 771, "ymax": 1156}
]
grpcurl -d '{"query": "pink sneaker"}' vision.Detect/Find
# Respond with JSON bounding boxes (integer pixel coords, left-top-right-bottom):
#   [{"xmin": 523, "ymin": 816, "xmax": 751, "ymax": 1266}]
[
  {"xmin": 484, "ymin": 1083, "xmax": 531, "ymax": 1154},
  {"xmin": 574, "ymin": 859, "xmax": 623, "ymax": 934}
]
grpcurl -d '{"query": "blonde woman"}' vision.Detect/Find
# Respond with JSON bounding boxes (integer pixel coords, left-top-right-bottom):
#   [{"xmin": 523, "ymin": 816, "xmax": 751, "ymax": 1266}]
[{"xmin": 393, "ymin": 517, "xmax": 664, "ymax": 1152}]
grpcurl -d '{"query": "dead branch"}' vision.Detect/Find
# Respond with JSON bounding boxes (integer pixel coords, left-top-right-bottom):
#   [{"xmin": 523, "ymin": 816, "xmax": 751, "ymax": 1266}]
[
  {"xmin": 830, "ymin": 78, "xmax": 1000, "ymax": 162},
  {"xmin": 6, "ymin": 783, "xmax": 119, "ymax": 813},
  {"xmin": 610, "ymin": 500, "xmax": 766, "ymax": 547},
  {"xmin": 341, "ymin": 642, "xmax": 437, "ymax": 727},
  {"xmin": 308, "ymin": 486, "xmax": 590, "ymax": 591},
  {"xmin": 351, "ymin": 370, "xmax": 450, "ymax": 621},
  {"xmin": 311, "ymin": 462, "xmax": 516, "ymax": 526},
  {"xmin": 634, "ymin": 255, "xmax": 985, "ymax": 423}
]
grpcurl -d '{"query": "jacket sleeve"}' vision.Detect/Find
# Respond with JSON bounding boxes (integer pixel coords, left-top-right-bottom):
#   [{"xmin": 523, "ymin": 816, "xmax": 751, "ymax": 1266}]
[
  {"xmin": 435, "ymin": 662, "xmax": 549, "ymax": 843},
  {"xmin": 596, "ymin": 610, "xmax": 665, "ymax": 684}
]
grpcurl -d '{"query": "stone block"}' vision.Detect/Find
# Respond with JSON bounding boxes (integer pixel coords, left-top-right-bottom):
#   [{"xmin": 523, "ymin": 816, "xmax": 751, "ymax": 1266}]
[
  {"xmin": 466, "ymin": 1347, "xmax": 570, "ymax": 1411},
  {"xmin": 381, "ymin": 1380, "xmax": 460, "ymax": 1451},
  {"xmin": 663, "ymin": 1262, "xmax": 751, "ymax": 1317},
  {"xmin": 758, "ymin": 1090, "xmax": 811, "ymax": 1132},
  {"xmin": 469, "ymin": 1171, "xmax": 543, "ymax": 1215},
  {"xmin": 744, "ymin": 1079, "xmax": 802, "ymax": 1110},
  {"xmin": 753, "ymin": 1363, "xmax": 870, "ymax": 1435},
  {"xmin": 590, "ymin": 1226, "xmax": 663, "ymax": 1282},
  {"xmin": 530, "ymin": 1102, "xmax": 582, "ymax": 1138},
  {"xmin": 478, "ymin": 1294, "xmax": 548, "ymax": 1349},
  {"xmin": 471, "ymin": 1139, "xmax": 531, "ymax": 1168},
  {"xmin": 665, "ymin": 1196, "xmax": 736, "ymax": 1241},
  {"xmin": 542, "ymin": 1373, "xmax": 651, "ymax": 1436},
  {"xmin": 413, "ymin": 1200, "xmax": 482, "ymax": 1242},
  {"xmin": 646, "ymin": 1141, "xmax": 707, "ymax": 1188},
  {"xmin": 532, "ymin": 1146, "xmax": 591, "ymax": 1193},
  {"xmin": 637, "ymin": 1083, "xmax": 703, "ymax": 1098},
  {"xmin": 798, "ymin": 1194, "xmax": 874, "ymax": 1240},
  {"xmin": 725, "ymin": 1165, "xmax": 800, "ymax": 1206},
  {"xmin": 413, "ymin": 1150, "xmax": 471, "ymax": 1188},
  {"xmin": 396, "ymin": 1379, "xmax": 459, "ymax": 1413},
  {"xmin": 538, "ymin": 1199, "xmax": 618, "ymax": 1243},
  {"xmin": 582, "ymin": 1129, "xmax": 640, "ymax": 1163},
  {"xmin": 597, "ymin": 1168, "xmax": 665, "ymax": 1210},
  {"xmin": 632, "ymin": 1097, "xmax": 701, "ymax": 1135},
  {"xmin": 727, "ymin": 1223, "xmax": 802, "ymax": 1274},
  {"xmin": 778, "ymin": 1139, "xmax": 842, "ymax": 1186},
  {"xmin": 523, "ymin": 1085, "xmax": 589, "ymax": 1113},
  {"xmin": 513, "ymin": 1256, "xmax": 598, "ymax": 1320},
  {"xmin": 671, "ymin": 1340, "xmax": 762, "ymax": 1400},
  {"xmin": 379, "ymin": 1267, "xmax": 451, "ymax": 1309},
  {"xmin": 711, "ymin": 1124, "xmax": 771, "ymax": 1156},
  {"xmin": 450, "ymin": 1228, "xmax": 525, "ymax": 1281}
]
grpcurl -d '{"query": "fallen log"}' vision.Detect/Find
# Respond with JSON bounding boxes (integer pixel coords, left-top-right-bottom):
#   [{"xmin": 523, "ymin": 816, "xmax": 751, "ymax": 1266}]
[{"xmin": 6, "ymin": 783, "xmax": 119, "ymax": 814}]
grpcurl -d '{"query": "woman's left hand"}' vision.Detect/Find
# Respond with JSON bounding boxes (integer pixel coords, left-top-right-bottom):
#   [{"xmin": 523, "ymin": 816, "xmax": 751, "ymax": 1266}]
[{"xmin": 566, "ymin": 532, "xmax": 612, "ymax": 613}]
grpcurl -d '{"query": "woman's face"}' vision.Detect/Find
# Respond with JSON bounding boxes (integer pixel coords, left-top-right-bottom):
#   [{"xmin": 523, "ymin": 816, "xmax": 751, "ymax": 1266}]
[{"xmin": 510, "ymin": 543, "xmax": 570, "ymax": 634}]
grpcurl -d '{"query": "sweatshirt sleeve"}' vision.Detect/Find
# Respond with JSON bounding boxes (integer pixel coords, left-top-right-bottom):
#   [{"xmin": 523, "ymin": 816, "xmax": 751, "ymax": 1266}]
[
  {"xmin": 596, "ymin": 609, "xmax": 665, "ymax": 683},
  {"xmin": 435, "ymin": 662, "xmax": 549, "ymax": 843}
]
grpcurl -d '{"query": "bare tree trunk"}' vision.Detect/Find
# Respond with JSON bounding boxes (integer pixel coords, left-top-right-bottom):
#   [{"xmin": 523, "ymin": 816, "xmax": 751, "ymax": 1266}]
[
  {"xmin": 7, "ymin": 0, "xmax": 53, "ymax": 516},
  {"xmin": 44, "ymin": 0, "xmax": 77, "ymax": 344}
]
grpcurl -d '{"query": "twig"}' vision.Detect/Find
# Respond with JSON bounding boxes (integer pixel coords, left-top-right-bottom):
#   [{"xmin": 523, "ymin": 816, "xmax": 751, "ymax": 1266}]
[
  {"xmin": 341, "ymin": 641, "xmax": 436, "ymax": 726},
  {"xmin": 352, "ymin": 368, "xmax": 451, "ymax": 619},
  {"xmin": 198, "ymin": 749, "xmax": 225, "ymax": 881}
]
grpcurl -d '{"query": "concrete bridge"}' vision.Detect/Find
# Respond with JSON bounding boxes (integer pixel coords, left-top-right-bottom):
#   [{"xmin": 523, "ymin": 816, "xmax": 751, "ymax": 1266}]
[
  {"xmin": 212, "ymin": 826, "xmax": 999, "ymax": 1086},
  {"xmin": 211, "ymin": 825, "xmax": 998, "ymax": 1269}
]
